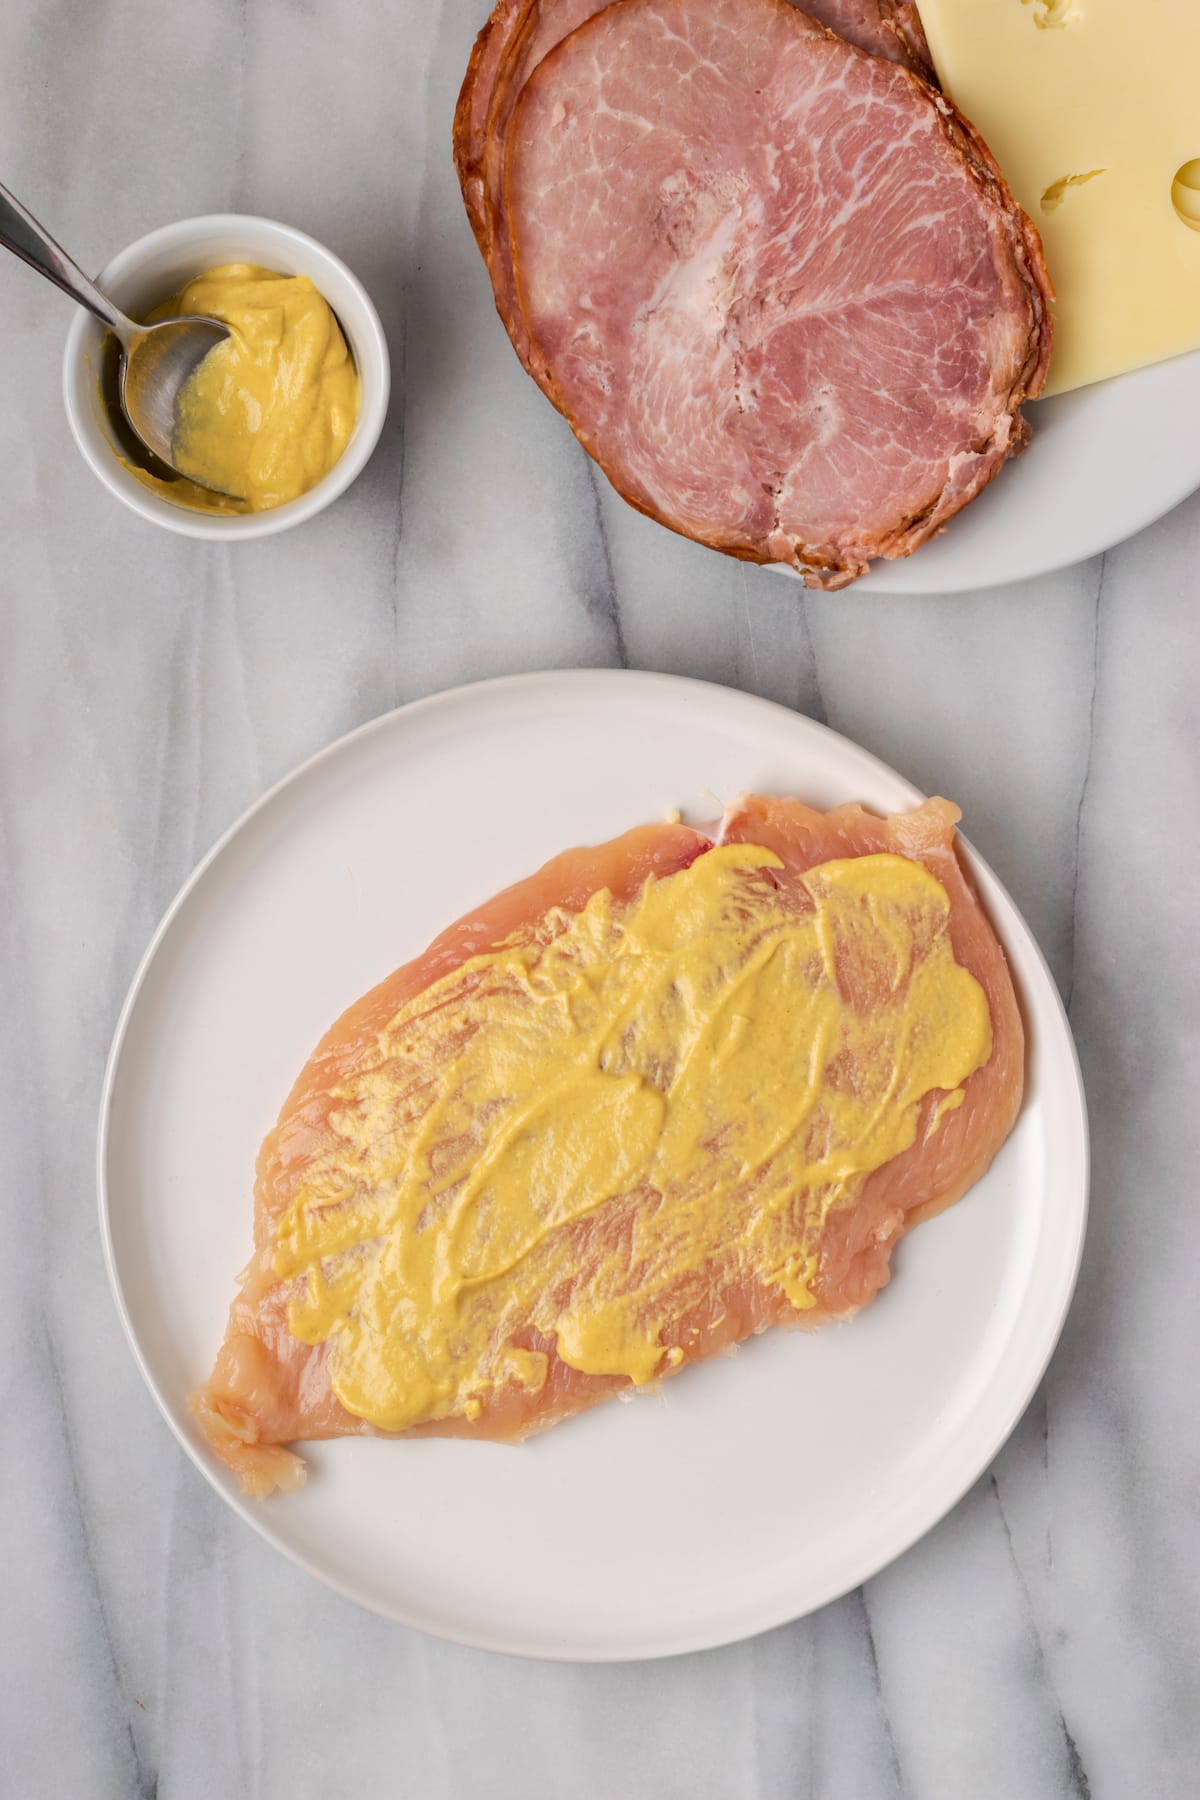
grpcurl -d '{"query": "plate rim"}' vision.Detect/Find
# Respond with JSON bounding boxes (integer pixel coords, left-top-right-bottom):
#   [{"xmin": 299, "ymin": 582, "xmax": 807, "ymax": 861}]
[{"xmin": 96, "ymin": 668, "xmax": 1090, "ymax": 1659}]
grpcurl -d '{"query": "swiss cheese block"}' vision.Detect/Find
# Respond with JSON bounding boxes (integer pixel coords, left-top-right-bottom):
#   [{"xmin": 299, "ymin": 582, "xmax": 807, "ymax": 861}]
[{"xmin": 916, "ymin": 0, "xmax": 1200, "ymax": 394}]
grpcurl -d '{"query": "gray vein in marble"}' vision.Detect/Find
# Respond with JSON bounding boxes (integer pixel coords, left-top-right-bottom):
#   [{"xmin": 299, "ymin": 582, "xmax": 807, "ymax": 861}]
[
  {"xmin": 1062, "ymin": 1726, "xmax": 1094, "ymax": 1800},
  {"xmin": 855, "ymin": 1587, "xmax": 909, "ymax": 1800},
  {"xmin": 582, "ymin": 456, "xmax": 630, "ymax": 668},
  {"xmin": 232, "ymin": 0, "xmax": 250, "ymax": 213},
  {"xmin": 990, "ymin": 1475, "xmax": 1091, "ymax": 1800},
  {"xmin": 794, "ymin": 591, "xmax": 829, "ymax": 726},
  {"xmin": 385, "ymin": 14, "xmax": 424, "ymax": 701},
  {"xmin": 39, "ymin": 1315, "xmax": 154, "ymax": 1800},
  {"xmin": 740, "ymin": 566, "xmax": 765, "ymax": 692},
  {"xmin": 388, "ymin": 331, "xmax": 408, "ymax": 694},
  {"xmin": 1064, "ymin": 551, "xmax": 1105, "ymax": 1015}
]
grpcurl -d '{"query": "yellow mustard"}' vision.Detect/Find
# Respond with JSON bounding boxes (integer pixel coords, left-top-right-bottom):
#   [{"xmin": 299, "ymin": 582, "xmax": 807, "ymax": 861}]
[
  {"xmin": 273, "ymin": 847, "xmax": 992, "ymax": 1432},
  {"xmin": 128, "ymin": 263, "xmax": 360, "ymax": 513}
]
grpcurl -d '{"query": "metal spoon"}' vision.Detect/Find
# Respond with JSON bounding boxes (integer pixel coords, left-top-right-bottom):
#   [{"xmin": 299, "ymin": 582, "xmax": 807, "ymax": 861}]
[{"xmin": 0, "ymin": 180, "xmax": 237, "ymax": 494}]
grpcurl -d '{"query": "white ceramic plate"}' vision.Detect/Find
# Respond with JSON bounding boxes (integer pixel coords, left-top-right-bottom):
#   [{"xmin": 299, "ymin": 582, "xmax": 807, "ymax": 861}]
[
  {"xmin": 99, "ymin": 671, "xmax": 1088, "ymax": 1660},
  {"xmin": 851, "ymin": 351, "xmax": 1200, "ymax": 592}
]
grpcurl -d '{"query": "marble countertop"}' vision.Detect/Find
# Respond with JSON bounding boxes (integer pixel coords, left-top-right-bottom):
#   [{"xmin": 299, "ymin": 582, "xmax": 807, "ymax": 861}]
[{"xmin": 3, "ymin": 3, "xmax": 1197, "ymax": 1795}]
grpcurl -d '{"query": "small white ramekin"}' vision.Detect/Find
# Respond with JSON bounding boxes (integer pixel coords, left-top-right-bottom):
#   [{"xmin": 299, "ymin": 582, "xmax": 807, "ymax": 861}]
[{"xmin": 62, "ymin": 214, "xmax": 390, "ymax": 539}]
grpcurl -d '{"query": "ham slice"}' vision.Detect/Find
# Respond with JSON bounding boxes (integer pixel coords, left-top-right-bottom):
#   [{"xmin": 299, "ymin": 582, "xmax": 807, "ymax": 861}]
[
  {"xmin": 192, "ymin": 797, "xmax": 1023, "ymax": 1496},
  {"xmin": 454, "ymin": 0, "xmax": 936, "ymax": 367},
  {"xmin": 499, "ymin": 0, "xmax": 1051, "ymax": 587},
  {"xmin": 803, "ymin": 0, "xmax": 934, "ymax": 74},
  {"xmin": 886, "ymin": 0, "xmax": 935, "ymax": 72}
]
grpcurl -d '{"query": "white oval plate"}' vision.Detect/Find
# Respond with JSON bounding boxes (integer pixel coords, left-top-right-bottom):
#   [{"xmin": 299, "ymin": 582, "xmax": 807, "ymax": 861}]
[
  {"xmin": 850, "ymin": 351, "xmax": 1200, "ymax": 592},
  {"xmin": 99, "ymin": 671, "xmax": 1088, "ymax": 1660}
]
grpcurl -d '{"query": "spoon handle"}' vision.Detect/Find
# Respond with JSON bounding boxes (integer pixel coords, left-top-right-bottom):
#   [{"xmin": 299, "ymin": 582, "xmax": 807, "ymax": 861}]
[{"xmin": 0, "ymin": 180, "xmax": 131, "ymax": 337}]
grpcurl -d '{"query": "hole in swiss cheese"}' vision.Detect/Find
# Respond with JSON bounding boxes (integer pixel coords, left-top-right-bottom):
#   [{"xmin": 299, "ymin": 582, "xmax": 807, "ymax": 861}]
[{"xmin": 1172, "ymin": 160, "xmax": 1200, "ymax": 232}]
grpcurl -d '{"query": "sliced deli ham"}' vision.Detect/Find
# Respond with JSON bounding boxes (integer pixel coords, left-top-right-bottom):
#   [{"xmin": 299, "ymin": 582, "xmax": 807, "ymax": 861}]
[
  {"xmin": 804, "ymin": 0, "xmax": 935, "ymax": 75},
  {"xmin": 886, "ymin": 1, "xmax": 935, "ymax": 73},
  {"xmin": 457, "ymin": 0, "xmax": 607, "ymax": 364},
  {"xmin": 456, "ymin": 0, "xmax": 525, "ymax": 252},
  {"xmin": 454, "ymin": 0, "xmax": 937, "ymax": 368},
  {"xmin": 498, "ymin": 0, "xmax": 1050, "ymax": 588},
  {"xmin": 455, "ymin": 0, "xmax": 1051, "ymax": 589}
]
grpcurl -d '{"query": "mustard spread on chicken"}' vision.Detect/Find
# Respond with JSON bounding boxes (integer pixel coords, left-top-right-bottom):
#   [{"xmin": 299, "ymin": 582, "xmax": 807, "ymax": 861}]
[{"xmin": 271, "ymin": 847, "xmax": 993, "ymax": 1434}]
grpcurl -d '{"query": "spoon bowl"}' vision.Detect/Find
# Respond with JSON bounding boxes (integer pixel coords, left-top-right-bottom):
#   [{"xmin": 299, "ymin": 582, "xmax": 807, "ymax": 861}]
[{"xmin": 121, "ymin": 315, "xmax": 238, "ymax": 494}]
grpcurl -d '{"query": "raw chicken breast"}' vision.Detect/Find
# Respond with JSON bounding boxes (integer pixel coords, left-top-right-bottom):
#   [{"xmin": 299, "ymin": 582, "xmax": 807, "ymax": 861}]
[{"xmin": 192, "ymin": 799, "xmax": 1022, "ymax": 1496}]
